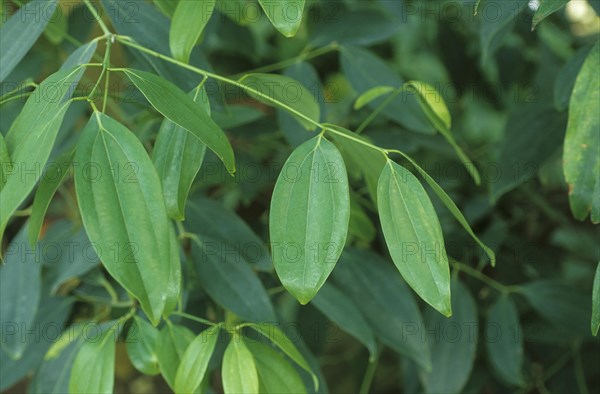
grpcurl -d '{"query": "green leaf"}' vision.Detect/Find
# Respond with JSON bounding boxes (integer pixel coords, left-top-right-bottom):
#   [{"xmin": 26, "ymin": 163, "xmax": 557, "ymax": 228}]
[
  {"xmin": 554, "ymin": 46, "xmax": 593, "ymax": 111},
  {"xmin": 377, "ymin": 161, "xmax": 452, "ymax": 316},
  {"xmin": 170, "ymin": 0, "xmax": 215, "ymax": 63},
  {"xmin": 420, "ymin": 279, "xmax": 478, "ymax": 393},
  {"xmin": 239, "ymin": 73, "xmax": 320, "ymax": 131},
  {"xmin": 270, "ymin": 136, "xmax": 350, "ymax": 304},
  {"xmin": 532, "ymin": 0, "xmax": 569, "ymax": 29},
  {"xmin": 520, "ymin": 280, "xmax": 591, "ymax": 336},
  {"xmin": 69, "ymin": 322, "xmax": 117, "ymax": 394},
  {"xmin": 154, "ymin": 0, "xmax": 179, "ymax": 16},
  {"xmin": 245, "ymin": 341, "xmax": 307, "ymax": 394},
  {"xmin": 246, "ymin": 323, "xmax": 317, "ymax": 389},
  {"xmin": 354, "ymin": 86, "xmax": 396, "ymax": 110},
  {"xmin": 174, "ymin": 325, "xmax": 220, "ymax": 394},
  {"xmin": 486, "ymin": 295, "xmax": 525, "ymax": 386},
  {"xmin": 0, "ymin": 223, "xmax": 42, "ymax": 359},
  {"xmin": 1, "ymin": 66, "xmax": 82, "ymax": 242},
  {"xmin": 156, "ymin": 322, "xmax": 195, "ymax": 390},
  {"xmin": 491, "ymin": 104, "xmax": 567, "ymax": 201},
  {"xmin": 44, "ymin": 5, "xmax": 67, "ymax": 45},
  {"xmin": 152, "ymin": 87, "xmax": 209, "ymax": 220},
  {"xmin": 123, "ymin": 68, "xmax": 235, "ymax": 174},
  {"xmin": 348, "ymin": 195, "xmax": 376, "ymax": 244},
  {"xmin": 593, "ymin": 262, "xmax": 600, "ymax": 336},
  {"xmin": 312, "ymin": 282, "xmax": 377, "ymax": 359},
  {"xmin": 126, "ymin": 316, "xmax": 160, "ymax": 376},
  {"xmin": 404, "ymin": 81, "xmax": 480, "ymax": 185},
  {"xmin": 28, "ymin": 149, "xmax": 74, "ymax": 244},
  {"xmin": 0, "ymin": 133, "xmax": 9, "ymax": 190},
  {"xmin": 333, "ymin": 248, "xmax": 430, "ymax": 369},
  {"xmin": 258, "ymin": 0, "xmax": 305, "ymax": 37},
  {"xmin": 479, "ymin": 0, "xmax": 529, "ymax": 65},
  {"xmin": 392, "ymin": 150, "xmax": 495, "ymax": 265},
  {"xmin": 563, "ymin": 41, "xmax": 600, "ymax": 223},
  {"xmin": 0, "ymin": 0, "xmax": 58, "ymax": 81},
  {"xmin": 191, "ymin": 238, "xmax": 277, "ymax": 323},
  {"xmin": 222, "ymin": 337, "xmax": 259, "ymax": 394},
  {"xmin": 74, "ymin": 113, "xmax": 180, "ymax": 325}
]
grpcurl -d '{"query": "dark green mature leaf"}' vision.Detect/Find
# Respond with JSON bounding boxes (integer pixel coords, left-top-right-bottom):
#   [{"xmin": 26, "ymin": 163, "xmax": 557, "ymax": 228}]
[
  {"xmin": 486, "ymin": 295, "xmax": 525, "ymax": 386},
  {"xmin": 333, "ymin": 248, "xmax": 430, "ymax": 369},
  {"xmin": 258, "ymin": 0, "xmax": 305, "ymax": 37},
  {"xmin": 239, "ymin": 73, "xmax": 320, "ymax": 131},
  {"xmin": 0, "ymin": 133, "xmax": 9, "ymax": 190},
  {"xmin": 174, "ymin": 325, "xmax": 220, "ymax": 394},
  {"xmin": 404, "ymin": 81, "xmax": 481, "ymax": 185},
  {"xmin": 222, "ymin": 337, "xmax": 259, "ymax": 394},
  {"xmin": 156, "ymin": 322, "xmax": 195, "ymax": 390},
  {"xmin": 246, "ymin": 341, "xmax": 307, "ymax": 394},
  {"xmin": 392, "ymin": 150, "xmax": 495, "ymax": 265},
  {"xmin": 191, "ymin": 238, "xmax": 277, "ymax": 323},
  {"xmin": 554, "ymin": 46, "xmax": 593, "ymax": 111},
  {"xmin": 245, "ymin": 323, "xmax": 317, "ymax": 388},
  {"xmin": 563, "ymin": 41, "xmax": 599, "ymax": 223},
  {"xmin": 0, "ymin": 223, "xmax": 42, "ymax": 359},
  {"xmin": 377, "ymin": 161, "xmax": 452, "ymax": 316},
  {"xmin": 593, "ymin": 262, "xmax": 600, "ymax": 336},
  {"xmin": 532, "ymin": 0, "xmax": 569, "ymax": 29},
  {"xmin": 126, "ymin": 316, "xmax": 160, "ymax": 376},
  {"xmin": 420, "ymin": 279, "xmax": 478, "ymax": 393},
  {"xmin": 491, "ymin": 104, "xmax": 567, "ymax": 201},
  {"xmin": 270, "ymin": 136, "xmax": 350, "ymax": 304},
  {"xmin": 170, "ymin": 0, "xmax": 215, "ymax": 63},
  {"xmin": 339, "ymin": 45, "xmax": 434, "ymax": 134},
  {"xmin": 520, "ymin": 280, "xmax": 592, "ymax": 336},
  {"xmin": 69, "ymin": 322, "xmax": 117, "ymax": 394},
  {"xmin": 74, "ymin": 113, "xmax": 180, "ymax": 325},
  {"xmin": 28, "ymin": 150, "xmax": 74, "ymax": 244},
  {"xmin": 0, "ymin": 0, "xmax": 58, "ymax": 81},
  {"xmin": 153, "ymin": 87, "xmax": 209, "ymax": 220},
  {"xmin": 312, "ymin": 282, "xmax": 377, "ymax": 358},
  {"xmin": 186, "ymin": 198, "xmax": 272, "ymax": 271},
  {"xmin": 479, "ymin": 0, "xmax": 529, "ymax": 65},
  {"xmin": 1, "ymin": 66, "xmax": 83, "ymax": 242},
  {"xmin": 124, "ymin": 68, "xmax": 235, "ymax": 174},
  {"xmin": 0, "ymin": 297, "xmax": 72, "ymax": 391}
]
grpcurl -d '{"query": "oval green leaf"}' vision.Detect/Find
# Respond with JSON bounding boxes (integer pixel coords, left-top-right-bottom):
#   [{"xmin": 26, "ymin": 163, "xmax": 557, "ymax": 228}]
[
  {"xmin": 246, "ymin": 341, "xmax": 307, "ymax": 394},
  {"xmin": 126, "ymin": 316, "xmax": 160, "ymax": 376},
  {"xmin": 354, "ymin": 86, "xmax": 396, "ymax": 110},
  {"xmin": 258, "ymin": 0, "xmax": 305, "ymax": 37},
  {"xmin": 74, "ymin": 113, "xmax": 180, "ymax": 325},
  {"xmin": 270, "ymin": 136, "xmax": 350, "ymax": 304},
  {"xmin": 222, "ymin": 337, "xmax": 259, "ymax": 394},
  {"xmin": 156, "ymin": 322, "xmax": 196, "ymax": 390},
  {"xmin": 174, "ymin": 326, "xmax": 220, "ymax": 394},
  {"xmin": 377, "ymin": 160, "xmax": 452, "ymax": 316},
  {"xmin": 123, "ymin": 68, "xmax": 235, "ymax": 174},
  {"xmin": 170, "ymin": 0, "xmax": 216, "ymax": 63}
]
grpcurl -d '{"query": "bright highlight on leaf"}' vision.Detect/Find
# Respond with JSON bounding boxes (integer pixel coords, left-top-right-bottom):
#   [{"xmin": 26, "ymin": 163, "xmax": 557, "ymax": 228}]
[
  {"xmin": 270, "ymin": 136, "xmax": 350, "ymax": 304},
  {"xmin": 377, "ymin": 160, "xmax": 452, "ymax": 316}
]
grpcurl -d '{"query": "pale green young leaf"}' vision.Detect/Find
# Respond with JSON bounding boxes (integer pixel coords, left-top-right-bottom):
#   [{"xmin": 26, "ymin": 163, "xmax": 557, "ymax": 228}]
[
  {"xmin": 174, "ymin": 326, "xmax": 220, "ymax": 394},
  {"xmin": 156, "ymin": 323, "xmax": 195, "ymax": 390},
  {"xmin": 74, "ymin": 113, "xmax": 179, "ymax": 325},
  {"xmin": 377, "ymin": 161, "xmax": 452, "ymax": 316},
  {"xmin": 239, "ymin": 73, "xmax": 320, "ymax": 130},
  {"xmin": 222, "ymin": 337, "xmax": 259, "ymax": 394},
  {"xmin": 0, "ymin": 0, "xmax": 58, "ymax": 81},
  {"xmin": 123, "ymin": 68, "xmax": 235, "ymax": 174},
  {"xmin": 28, "ymin": 149, "xmax": 74, "ymax": 245},
  {"xmin": 170, "ymin": 0, "xmax": 215, "ymax": 63},
  {"xmin": 270, "ymin": 136, "xmax": 350, "ymax": 304},
  {"xmin": 486, "ymin": 295, "xmax": 525, "ymax": 386},
  {"xmin": 69, "ymin": 322, "xmax": 117, "ymax": 394},
  {"xmin": 258, "ymin": 0, "xmax": 305, "ymax": 37},
  {"xmin": 152, "ymin": 87, "xmax": 209, "ymax": 220},
  {"xmin": 593, "ymin": 262, "xmax": 600, "ymax": 336},
  {"xmin": 354, "ymin": 86, "xmax": 396, "ymax": 110},
  {"xmin": 564, "ymin": 41, "xmax": 599, "ymax": 223},
  {"xmin": 532, "ymin": 0, "xmax": 569, "ymax": 29},
  {"xmin": 126, "ymin": 316, "xmax": 160, "ymax": 376},
  {"xmin": 246, "ymin": 341, "xmax": 307, "ymax": 394}
]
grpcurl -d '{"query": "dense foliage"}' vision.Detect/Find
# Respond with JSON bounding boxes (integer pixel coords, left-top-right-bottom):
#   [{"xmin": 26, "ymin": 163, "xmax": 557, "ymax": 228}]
[{"xmin": 0, "ymin": 0, "xmax": 599, "ymax": 393}]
